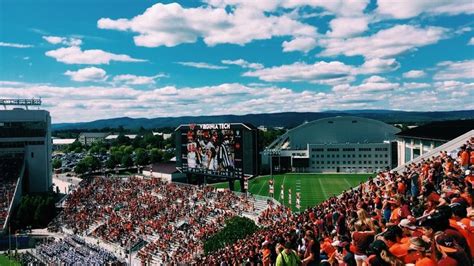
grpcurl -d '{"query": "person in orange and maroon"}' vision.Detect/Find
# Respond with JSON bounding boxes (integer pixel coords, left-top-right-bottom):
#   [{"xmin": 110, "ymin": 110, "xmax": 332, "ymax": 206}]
[
  {"xmin": 352, "ymin": 222, "xmax": 375, "ymax": 266},
  {"xmin": 449, "ymin": 202, "xmax": 474, "ymax": 258},
  {"xmin": 434, "ymin": 232, "xmax": 471, "ymax": 266},
  {"xmin": 460, "ymin": 146, "xmax": 470, "ymax": 171}
]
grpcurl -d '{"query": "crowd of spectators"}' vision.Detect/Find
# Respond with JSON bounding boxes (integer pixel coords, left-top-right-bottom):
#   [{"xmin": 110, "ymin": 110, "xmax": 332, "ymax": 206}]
[
  {"xmin": 0, "ymin": 153, "xmax": 23, "ymax": 230},
  {"xmin": 35, "ymin": 235, "xmax": 120, "ymax": 265},
  {"xmin": 195, "ymin": 138, "xmax": 474, "ymax": 265},
  {"xmin": 56, "ymin": 176, "xmax": 261, "ymax": 264}
]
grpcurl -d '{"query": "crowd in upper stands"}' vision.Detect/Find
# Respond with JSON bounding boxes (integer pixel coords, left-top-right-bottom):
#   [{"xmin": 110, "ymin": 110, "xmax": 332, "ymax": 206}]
[
  {"xmin": 195, "ymin": 137, "xmax": 474, "ymax": 266},
  {"xmin": 56, "ymin": 176, "xmax": 261, "ymax": 264},
  {"xmin": 35, "ymin": 235, "xmax": 120, "ymax": 265},
  {"xmin": 0, "ymin": 153, "xmax": 23, "ymax": 230}
]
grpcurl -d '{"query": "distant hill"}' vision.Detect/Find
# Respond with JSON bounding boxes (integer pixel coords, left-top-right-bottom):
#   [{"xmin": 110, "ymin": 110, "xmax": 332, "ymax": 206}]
[{"xmin": 52, "ymin": 110, "xmax": 474, "ymax": 131}]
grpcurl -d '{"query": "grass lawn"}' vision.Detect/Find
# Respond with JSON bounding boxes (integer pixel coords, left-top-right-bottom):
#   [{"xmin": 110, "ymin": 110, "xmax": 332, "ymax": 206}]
[
  {"xmin": 212, "ymin": 173, "xmax": 372, "ymax": 211},
  {"xmin": 0, "ymin": 255, "xmax": 20, "ymax": 266}
]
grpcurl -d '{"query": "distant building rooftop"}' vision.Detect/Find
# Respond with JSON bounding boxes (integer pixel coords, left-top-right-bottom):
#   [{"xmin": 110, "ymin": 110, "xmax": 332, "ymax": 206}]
[
  {"xmin": 396, "ymin": 120, "xmax": 474, "ymax": 141},
  {"xmin": 79, "ymin": 132, "xmax": 109, "ymax": 138},
  {"xmin": 52, "ymin": 138, "xmax": 76, "ymax": 145}
]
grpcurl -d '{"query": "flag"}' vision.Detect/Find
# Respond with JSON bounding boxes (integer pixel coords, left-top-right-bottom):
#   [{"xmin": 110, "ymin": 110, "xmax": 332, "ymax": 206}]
[{"xmin": 288, "ymin": 188, "xmax": 292, "ymax": 205}]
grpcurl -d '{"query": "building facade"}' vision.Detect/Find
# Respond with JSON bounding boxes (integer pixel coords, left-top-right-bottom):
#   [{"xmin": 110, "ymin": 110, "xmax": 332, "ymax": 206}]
[
  {"xmin": 396, "ymin": 120, "xmax": 474, "ymax": 166},
  {"xmin": 78, "ymin": 132, "xmax": 109, "ymax": 146},
  {"xmin": 0, "ymin": 108, "xmax": 52, "ymax": 193},
  {"xmin": 261, "ymin": 116, "xmax": 400, "ymax": 173}
]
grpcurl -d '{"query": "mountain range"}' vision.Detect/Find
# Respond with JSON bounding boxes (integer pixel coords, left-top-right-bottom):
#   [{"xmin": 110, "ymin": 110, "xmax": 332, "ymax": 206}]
[{"xmin": 52, "ymin": 110, "xmax": 474, "ymax": 131}]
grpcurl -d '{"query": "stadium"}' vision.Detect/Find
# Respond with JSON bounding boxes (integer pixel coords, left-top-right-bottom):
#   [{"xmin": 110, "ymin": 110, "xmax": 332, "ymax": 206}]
[
  {"xmin": 262, "ymin": 116, "xmax": 401, "ymax": 174},
  {"xmin": 1, "ymin": 98, "xmax": 473, "ymax": 266}
]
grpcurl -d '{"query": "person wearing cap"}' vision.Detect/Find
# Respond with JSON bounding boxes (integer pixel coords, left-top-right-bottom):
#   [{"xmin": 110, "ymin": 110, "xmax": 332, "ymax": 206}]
[
  {"xmin": 275, "ymin": 241, "xmax": 301, "ymax": 266},
  {"xmin": 449, "ymin": 202, "xmax": 474, "ymax": 259},
  {"xmin": 400, "ymin": 237, "xmax": 433, "ymax": 265},
  {"xmin": 261, "ymin": 241, "xmax": 272, "ymax": 266},
  {"xmin": 434, "ymin": 232, "xmax": 471, "ymax": 266},
  {"xmin": 366, "ymin": 240, "xmax": 403, "ymax": 266}
]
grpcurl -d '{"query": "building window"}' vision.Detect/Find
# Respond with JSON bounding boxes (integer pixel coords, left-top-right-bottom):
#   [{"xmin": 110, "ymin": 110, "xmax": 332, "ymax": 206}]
[
  {"xmin": 31, "ymin": 152, "xmax": 34, "ymax": 158},
  {"xmin": 359, "ymin": 148, "xmax": 372, "ymax": 151}
]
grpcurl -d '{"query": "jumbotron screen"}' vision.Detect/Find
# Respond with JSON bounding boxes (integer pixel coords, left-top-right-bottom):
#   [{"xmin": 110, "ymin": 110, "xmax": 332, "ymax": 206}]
[{"xmin": 176, "ymin": 123, "xmax": 257, "ymax": 178}]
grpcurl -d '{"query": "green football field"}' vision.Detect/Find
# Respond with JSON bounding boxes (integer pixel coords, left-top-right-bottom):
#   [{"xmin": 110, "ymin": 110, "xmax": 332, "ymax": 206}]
[
  {"xmin": 0, "ymin": 255, "xmax": 20, "ymax": 266},
  {"xmin": 212, "ymin": 174, "xmax": 372, "ymax": 211}
]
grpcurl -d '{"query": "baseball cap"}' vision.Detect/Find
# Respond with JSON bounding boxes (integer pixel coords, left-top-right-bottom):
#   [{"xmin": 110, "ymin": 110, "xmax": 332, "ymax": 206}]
[
  {"xmin": 435, "ymin": 234, "xmax": 457, "ymax": 253},
  {"xmin": 399, "ymin": 219, "xmax": 417, "ymax": 230},
  {"xmin": 369, "ymin": 240, "xmax": 388, "ymax": 254}
]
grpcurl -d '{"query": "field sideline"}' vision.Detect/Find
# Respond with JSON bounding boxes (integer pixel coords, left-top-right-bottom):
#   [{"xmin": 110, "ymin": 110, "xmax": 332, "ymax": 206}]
[{"xmin": 212, "ymin": 173, "xmax": 372, "ymax": 211}]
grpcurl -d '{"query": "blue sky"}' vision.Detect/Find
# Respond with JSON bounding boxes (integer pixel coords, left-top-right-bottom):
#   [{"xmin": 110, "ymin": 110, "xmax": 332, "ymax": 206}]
[{"xmin": 0, "ymin": 0, "xmax": 473, "ymax": 122}]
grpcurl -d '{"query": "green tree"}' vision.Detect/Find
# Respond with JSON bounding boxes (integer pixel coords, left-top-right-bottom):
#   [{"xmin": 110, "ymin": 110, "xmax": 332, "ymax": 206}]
[
  {"xmin": 204, "ymin": 216, "xmax": 258, "ymax": 254},
  {"xmin": 134, "ymin": 148, "xmax": 149, "ymax": 166},
  {"xmin": 74, "ymin": 160, "xmax": 88, "ymax": 175},
  {"xmin": 149, "ymin": 148, "xmax": 163, "ymax": 163},
  {"xmin": 121, "ymin": 154, "xmax": 133, "ymax": 168},
  {"xmin": 52, "ymin": 158, "xmax": 62, "ymax": 169}
]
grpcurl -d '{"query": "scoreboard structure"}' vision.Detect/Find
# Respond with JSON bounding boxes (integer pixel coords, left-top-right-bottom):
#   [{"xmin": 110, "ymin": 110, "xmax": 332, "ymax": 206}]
[{"xmin": 175, "ymin": 123, "xmax": 258, "ymax": 190}]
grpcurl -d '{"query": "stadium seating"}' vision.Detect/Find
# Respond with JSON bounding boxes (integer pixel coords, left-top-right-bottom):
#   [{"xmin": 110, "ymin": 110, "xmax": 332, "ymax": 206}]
[
  {"xmin": 55, "ymin": 176, "xmax": 268, "ymax": 264},
  {"xmin": 195, "ymin": 137, "xmax": 474, "ymax": 265},
  {"xmin": 0, "ymin": 153, "xmax": 23, "ymax": 231}
]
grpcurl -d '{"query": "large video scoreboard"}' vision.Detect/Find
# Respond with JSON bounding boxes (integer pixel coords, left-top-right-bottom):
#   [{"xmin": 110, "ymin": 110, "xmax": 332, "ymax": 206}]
[{"xmin": 175, "ymin": 123, "xmax": 258, "ymax": 179}]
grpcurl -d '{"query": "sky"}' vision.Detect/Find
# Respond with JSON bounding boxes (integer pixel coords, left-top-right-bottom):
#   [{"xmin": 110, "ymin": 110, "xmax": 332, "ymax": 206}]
[{"xmin": 0, "ymin": 0, "xmax": 473, "ymax": 123}]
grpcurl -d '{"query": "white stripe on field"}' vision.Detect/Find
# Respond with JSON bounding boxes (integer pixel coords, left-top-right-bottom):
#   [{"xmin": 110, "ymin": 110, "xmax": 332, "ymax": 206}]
[{"xmin": 318, "ymin": 178, "xmax": 328, "ymax": 199}]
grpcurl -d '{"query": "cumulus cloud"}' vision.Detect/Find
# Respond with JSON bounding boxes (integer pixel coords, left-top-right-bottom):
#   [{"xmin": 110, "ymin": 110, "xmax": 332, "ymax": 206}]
[
  {"xmin": 333, "ymin": 75, "xmax": 399, "ymax": 93},
  {"xmin": 358, "ymin": 58, "xmax": 400, "ymax": 74},
  {"xmin": 243, "ymin": 61, "xmax": 355, "ymax": 85},
  {"xmin": 112, "ymin": 73, "xmax": 167, "ymax": 85},
  {"xmin": 0, "ymin": 42, "xmax": 33, "ymax": 48},
  {"xmin": 43, "ymin": 36, "xmax": 82, "ymax": 46},
  {"xmin": 468, "ymin": 37, "xmax": 474, "ymax": 45},
  {"xmin": 64, "ymin": 67, "xmax": 107, "ymax": 82},
  {"xmin": 45, "ymin": 46, "xmax": 145, "ymax": 65},
  {"xmin": 221, "ymin": 59, "xmax": 263, "ymax": 69},
  {"xmin": 177, "ymin": 62, "xmax": 227, "ymax": 70},
  {"xmin": 403, "ymin": 70, "xmax": 426, "ymax": 79},
  {"xmin": 327, "ymin": 16, "xmax": 369, "ymax": 38},
  {"xmin": 434, "ymin": 60, "xmax": 474, "ymax": 80},
  {"xmin": 320, "ymin": 25, "xmax": 447, "ymax": 59},
  {"xmin": 97, "ymin": 2, "xmax": 317, "ymax": 51},
  {"xmin": 376, "ymin": 0, "xmax": 474, "ymax": 19},
  {"xmin": 282, "ymin": 37, "xmax": 318, "ymax": 53},
  {"xmin": 402, "ymin": 82, "xmax": 430, "ymax": 90}
]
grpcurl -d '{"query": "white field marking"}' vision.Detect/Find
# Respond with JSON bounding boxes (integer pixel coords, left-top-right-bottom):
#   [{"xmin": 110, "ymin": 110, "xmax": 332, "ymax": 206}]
[{"xmin": 318, "ymin": 177, "xmax": 329, "ymax": 199}]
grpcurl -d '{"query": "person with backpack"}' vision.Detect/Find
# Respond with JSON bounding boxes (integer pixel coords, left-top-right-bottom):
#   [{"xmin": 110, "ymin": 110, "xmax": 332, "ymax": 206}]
[{"xmin": 276, "ymin": 242, "xmax": 301, "ymax": 266}]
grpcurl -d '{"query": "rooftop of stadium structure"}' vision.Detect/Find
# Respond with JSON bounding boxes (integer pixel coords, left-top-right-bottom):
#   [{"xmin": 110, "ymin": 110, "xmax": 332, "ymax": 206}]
[{"xmin": 266, "ymin": 116, "xmax": 400, "ymax": 150}]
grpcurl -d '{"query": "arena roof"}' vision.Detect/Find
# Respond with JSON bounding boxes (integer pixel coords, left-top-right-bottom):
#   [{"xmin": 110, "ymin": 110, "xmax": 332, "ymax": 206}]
[
  {"xmin": 396, "ymin": 119, "xmax": 474, "ymax": 141},
  {"xmin": 267, "ymin": 116, "xmax": 400, "ymax": 150}
]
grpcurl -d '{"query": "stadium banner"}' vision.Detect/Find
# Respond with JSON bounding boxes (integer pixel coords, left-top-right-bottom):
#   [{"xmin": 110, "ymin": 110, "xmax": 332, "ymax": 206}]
[
  {"xmin": 176, "ymin": 123, "xmax": 255, "ymax": 178},
  {"xmin": 288, "ymin": 188, "xmax": 292, "ymax": 205}
]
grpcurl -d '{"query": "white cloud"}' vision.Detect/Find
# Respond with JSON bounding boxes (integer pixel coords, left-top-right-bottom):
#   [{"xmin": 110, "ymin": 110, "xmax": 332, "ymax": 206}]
[
  {"xmin": 320, "ymin": 25, "xmax": 447, "ymax": 59},
  {"xmin": 97, "ymin": 2, "xmax": 317, "ymax": 50},
  {"xmin": 113, "ymin": 74, "xmax": 167, "ymax": 85},
  {"xmin": 177, "ymin": 62, "xmax": 227, "ymax": 70},
  {"xmin": 327, "ymin": 16, "xmax": 369, "ymax": 38},
  {"xmin": 43, "ymin": 36, "xmax": 82, "ymax": 46},
  {"xmin": 221, "ymin": 59, "xmax": 263, "ymax": 69},
  {"xmin": 376, "ymin": 0, "xmax": 474, "ymax": 19},
  {"xmin": 282, "ymin": 37, "xmax": 317, "ymax": 53},
  {"xmin": 403, "ymin": 70, "xmax": 426, "ymax": 79},
  {"xmin": 434, "ymin": 60, "xmax": 474, "ymax": 80},
  {"xmin": 64, "ymin": 67, "xmax": 107, "ymax": 82},
  {"xmin": 358, "ymin": 58, "xmax": 400, "ymax": 74},
  {"xmin": 333, "ymin": 75, "xmax": 399, "ymax": 93},
  {"xmin": 2, "ymin": 79, "xmax": 471, "ymax": 123},
  {"xmin": 0, "ymin": 42, "xmax": 33, "ymax": 48},
  {"xmin": 45, "ymin": 46, "xmax": 145, "ymax": 65},
  {"xmin": 402, "ymin": 82, "xmax": 430, "ymax": 90},
  {"xmin": 434, "ymin": 80, "xmax": 474, "ymax": 92},
  {"xmin": 468, "ymin": 37, "xmax": 474, "ymax": 45},
  {"xmin": 243, "ymin": 61, "xmax": 355, "ymax": 85}
]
